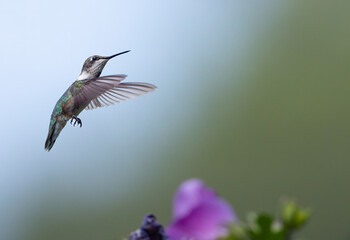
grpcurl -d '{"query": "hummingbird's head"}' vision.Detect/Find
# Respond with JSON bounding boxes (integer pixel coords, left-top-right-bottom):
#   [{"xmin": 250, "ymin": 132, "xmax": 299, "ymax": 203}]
[{"xmin": 77, "ymin": 50, "xmax": 130, "ymax": 80}]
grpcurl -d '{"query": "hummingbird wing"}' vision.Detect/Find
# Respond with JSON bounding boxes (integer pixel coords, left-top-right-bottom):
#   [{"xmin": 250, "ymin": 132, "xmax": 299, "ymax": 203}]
[{"xmin": 74, "ymin": 74, "xmax": 156, "ymax": 110}]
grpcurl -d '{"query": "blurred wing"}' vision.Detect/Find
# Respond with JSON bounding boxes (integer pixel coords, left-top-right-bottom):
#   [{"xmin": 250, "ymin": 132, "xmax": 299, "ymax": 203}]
[{"xmin": 74, "ymin": 75, "xmax": 157, "ymax": 110}]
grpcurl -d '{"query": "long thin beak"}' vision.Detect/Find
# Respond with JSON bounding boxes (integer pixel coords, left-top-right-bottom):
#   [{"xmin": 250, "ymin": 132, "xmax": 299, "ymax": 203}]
[{"xmin": 107, "ymin": 50, "xmax": 130, "ymax": 59}]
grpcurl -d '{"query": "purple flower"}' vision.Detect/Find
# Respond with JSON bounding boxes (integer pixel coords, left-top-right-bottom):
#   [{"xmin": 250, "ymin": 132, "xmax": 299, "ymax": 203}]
[{"xmin": 166, "ymin": 179, "xmax": 237, "ymax": 240}]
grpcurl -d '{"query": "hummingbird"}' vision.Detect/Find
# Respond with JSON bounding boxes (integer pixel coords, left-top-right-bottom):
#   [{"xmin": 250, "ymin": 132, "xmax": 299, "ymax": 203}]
[{"xmin": 45, "ymin": 50, "xmax": 156, "ymax": 151}]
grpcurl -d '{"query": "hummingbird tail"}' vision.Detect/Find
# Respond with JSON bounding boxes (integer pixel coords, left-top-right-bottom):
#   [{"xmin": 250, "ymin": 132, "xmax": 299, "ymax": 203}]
[{"xmin": 45, "ymin": 119, "xmax": 65, "ymax": 151}]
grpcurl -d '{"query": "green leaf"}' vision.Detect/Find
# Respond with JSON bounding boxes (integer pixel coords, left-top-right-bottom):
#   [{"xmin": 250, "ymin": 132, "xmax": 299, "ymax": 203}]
[
  {"xmin": 281, "ymin": 199, "xmax": 311, "ymax": 230},
  {"xmin": 221, "ymin": 198, "xmax": 311, "ymax": 240},
  {"xmin": 247, "ymin": 213, "xmax": 285, "ymax": 240}
]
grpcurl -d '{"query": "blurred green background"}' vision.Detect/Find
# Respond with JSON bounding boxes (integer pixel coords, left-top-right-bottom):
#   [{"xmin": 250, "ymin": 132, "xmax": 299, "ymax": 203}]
[{"xmin": 0, "ymin": 1, "xmax": 349, "ymax": 240}]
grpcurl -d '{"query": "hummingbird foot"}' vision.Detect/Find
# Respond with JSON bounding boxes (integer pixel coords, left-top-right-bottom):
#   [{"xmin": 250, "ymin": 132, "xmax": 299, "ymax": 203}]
[{"xmin": 70, "ymin": 116, "xmax": 82, "ymax": 127}]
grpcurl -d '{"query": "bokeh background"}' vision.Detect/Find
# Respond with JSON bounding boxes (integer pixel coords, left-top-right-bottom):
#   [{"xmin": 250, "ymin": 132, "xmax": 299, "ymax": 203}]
[{"xmin": 0, "ymin": 1, "xmax": 349, "ymax": 239}]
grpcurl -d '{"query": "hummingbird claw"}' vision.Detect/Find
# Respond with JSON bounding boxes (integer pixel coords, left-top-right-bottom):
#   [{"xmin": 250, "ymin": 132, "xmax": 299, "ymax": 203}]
[{"xmin": 70, "ymin": 116, "xmax": 82, "ymax": 128}]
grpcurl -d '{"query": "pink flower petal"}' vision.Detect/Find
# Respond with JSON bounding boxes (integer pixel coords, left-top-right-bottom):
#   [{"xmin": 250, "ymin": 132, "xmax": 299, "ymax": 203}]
[{"xmin": 166, "ymin": 179, "xmax": 237, "ymax": 240}]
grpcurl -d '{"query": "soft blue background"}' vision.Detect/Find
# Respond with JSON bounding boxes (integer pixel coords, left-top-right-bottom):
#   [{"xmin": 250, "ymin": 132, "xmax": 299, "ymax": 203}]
[{"xmin": 0, "ymin": 1, "xmax": 349, "ymax": 240}]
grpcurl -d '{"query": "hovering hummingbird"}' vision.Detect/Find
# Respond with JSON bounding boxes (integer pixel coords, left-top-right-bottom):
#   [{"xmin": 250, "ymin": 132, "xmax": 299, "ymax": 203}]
[{"xmin": 45, "ymin": 50, "xmax": 156, "ymax": 151}]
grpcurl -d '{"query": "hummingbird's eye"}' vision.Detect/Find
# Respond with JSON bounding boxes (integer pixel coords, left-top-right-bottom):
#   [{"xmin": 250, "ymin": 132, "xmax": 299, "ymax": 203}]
[{"xmin": 91, "ymin": 56, "xmax": 98, "ymax": 61}]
